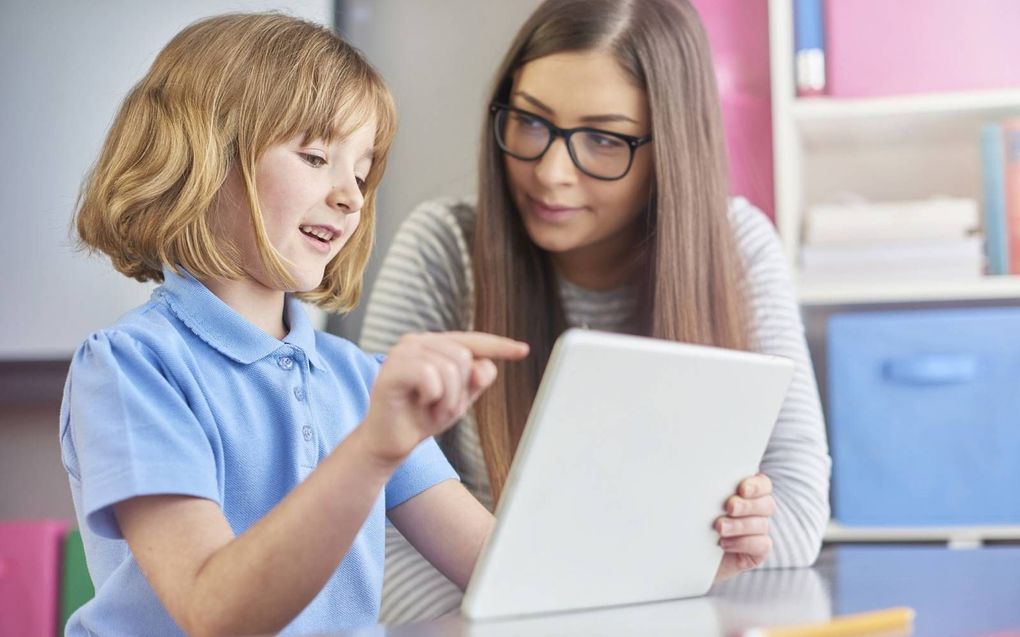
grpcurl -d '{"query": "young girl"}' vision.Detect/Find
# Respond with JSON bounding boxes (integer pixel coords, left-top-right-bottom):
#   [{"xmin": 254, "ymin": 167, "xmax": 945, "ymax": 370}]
[
  {"xmin": 61, "ymin": 13, "xmax": 527, "ymax": 636},
  {"xmin": 361, "ymin": 0, "xmax": 831, "ymax": 623}
]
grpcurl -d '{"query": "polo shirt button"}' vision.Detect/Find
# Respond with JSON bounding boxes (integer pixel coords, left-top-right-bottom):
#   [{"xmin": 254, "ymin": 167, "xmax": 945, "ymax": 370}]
[
  {"xmin": 278, "ymin": 356, "xmax": 294, "ymax": 370},
  {"xmin": 293, "ymin": 387, "xmax": 306, "ymax": 401},
  {"xmin": 302, "ymin": 425, "xmax": 313, "ymax": 441}
]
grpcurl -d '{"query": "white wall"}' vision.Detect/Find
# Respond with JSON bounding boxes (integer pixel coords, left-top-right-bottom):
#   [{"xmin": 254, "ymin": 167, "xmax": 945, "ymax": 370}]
[
  {"xmin": 331, "ymin": 0, "xmax": 543, "ymax": 340},
  {"xmin": 0, "ymin": 0, "xmax": 333, "ymax": 360},
  {"xmin": 0, "ymin": 0, "xmax": 551, "ymax": 354}
]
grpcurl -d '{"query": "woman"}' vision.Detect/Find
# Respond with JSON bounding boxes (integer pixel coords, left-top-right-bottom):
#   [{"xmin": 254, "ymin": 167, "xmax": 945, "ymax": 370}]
[{"xmin": 361, "ymin": 0, "xmax": 830, "ymax": 623}]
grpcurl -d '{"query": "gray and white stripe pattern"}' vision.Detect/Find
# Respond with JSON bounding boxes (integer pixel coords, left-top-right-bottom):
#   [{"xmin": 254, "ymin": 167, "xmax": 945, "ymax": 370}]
[{"xmin": 360, "ymin": 196, "xmax": 831, "ymax": 625}]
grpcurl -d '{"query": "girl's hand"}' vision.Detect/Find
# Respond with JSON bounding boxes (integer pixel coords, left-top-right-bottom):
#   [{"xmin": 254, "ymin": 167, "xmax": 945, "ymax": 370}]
[
  {"xmin": 360, "ymin": 331, "xmax": 529, "ymax": 465},
  {"xmin": 713, "ymin": 472, "xmax": 775, "ymax": 583}
]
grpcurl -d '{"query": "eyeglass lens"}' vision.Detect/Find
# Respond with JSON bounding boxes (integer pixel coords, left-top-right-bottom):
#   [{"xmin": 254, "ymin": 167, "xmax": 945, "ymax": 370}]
[{"xmin": 495, "ymin": 109, "xmax": 634, "ymax": 180}]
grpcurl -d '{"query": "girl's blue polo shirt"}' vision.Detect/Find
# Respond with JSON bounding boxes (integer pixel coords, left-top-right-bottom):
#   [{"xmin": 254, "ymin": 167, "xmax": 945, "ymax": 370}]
[{"xmin": 58, "ymin": 267, "xmax": 458, "ymax": 636}]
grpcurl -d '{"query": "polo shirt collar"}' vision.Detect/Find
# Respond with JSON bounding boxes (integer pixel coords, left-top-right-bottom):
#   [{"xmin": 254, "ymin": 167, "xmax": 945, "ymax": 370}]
[
  {"xmin": 281, "ymin": 294, "xmax": 325, "ymax": 370},
  {"xmin": 157, "ymin": 266, "xmax": 326, "ymax": 370}
]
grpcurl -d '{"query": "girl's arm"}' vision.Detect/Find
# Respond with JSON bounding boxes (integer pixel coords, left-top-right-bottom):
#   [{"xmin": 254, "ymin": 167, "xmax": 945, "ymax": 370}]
[
  {"xmin": 362, "ymin": 201, "xmax": 489, "ymax": 622},
  {"xmin": 116, "ymin": 331, "xmax": 527, "ymax": 637},
  {"xmin": 114, "ymin": 426, "xmax": 398, "ymax": 637},
  {"xmin": 387, "ymin": 480, "xmax": 494, "ymax": 591}
]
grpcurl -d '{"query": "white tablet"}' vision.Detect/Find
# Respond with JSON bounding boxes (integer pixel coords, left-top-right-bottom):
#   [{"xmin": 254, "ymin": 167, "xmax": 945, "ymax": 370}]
[{"xmin": 461, "ymin": 329, "xmax": 794, "ymax": 621}]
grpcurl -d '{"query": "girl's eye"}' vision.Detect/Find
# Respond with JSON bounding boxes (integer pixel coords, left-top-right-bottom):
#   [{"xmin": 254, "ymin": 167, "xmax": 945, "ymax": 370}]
[
  {"xmin": 300, "ymin": 152, "xmax": 327, "ymax": 168},
  {"xmin": 355, "ymin": 176, "xmax": 367, "ymax": 194}
]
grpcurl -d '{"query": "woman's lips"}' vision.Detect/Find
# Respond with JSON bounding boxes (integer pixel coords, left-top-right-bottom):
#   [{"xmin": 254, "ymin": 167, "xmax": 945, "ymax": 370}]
[{"xmin": 527, "ymin": 196, "xmax": 585, "ymax": 223}]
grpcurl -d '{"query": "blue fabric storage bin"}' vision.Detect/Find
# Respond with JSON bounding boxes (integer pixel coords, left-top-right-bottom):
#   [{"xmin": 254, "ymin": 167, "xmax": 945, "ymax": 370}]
[{"xmin": 827, "ymin": 307, "xmax": 1020, "ymax": 526}]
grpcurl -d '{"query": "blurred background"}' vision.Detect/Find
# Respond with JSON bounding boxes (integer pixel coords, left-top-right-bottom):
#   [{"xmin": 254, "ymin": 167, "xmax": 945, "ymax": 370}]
[{"xmin": 2, "ymin": 1, "xmax": 1019, "ymax": 631}]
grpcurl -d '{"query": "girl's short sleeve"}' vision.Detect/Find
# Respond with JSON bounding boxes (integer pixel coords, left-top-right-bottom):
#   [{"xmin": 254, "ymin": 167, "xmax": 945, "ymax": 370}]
[
  {"xmin": 384, "ymin": 437, "xmax": 459, "ymax": 510},
  {"xmin": 60, "ymin": 331, "xmax": 220, "ymax": 539}
]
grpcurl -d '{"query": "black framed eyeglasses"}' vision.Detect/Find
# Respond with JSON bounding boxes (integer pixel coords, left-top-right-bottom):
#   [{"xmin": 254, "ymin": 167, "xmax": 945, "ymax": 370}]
[{"xmin": 490, "ymin": 102, "xmax": 653, "ymax": 181}]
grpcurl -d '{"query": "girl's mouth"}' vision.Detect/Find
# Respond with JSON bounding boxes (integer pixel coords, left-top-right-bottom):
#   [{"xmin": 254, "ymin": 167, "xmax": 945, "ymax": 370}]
[
  {"xmin": 299, "ymin": 224, "xmax": 340, "ymax": 253},
  {"xmin": 299, "ymin": 224, "xmax": 337, "ymax": 243}
]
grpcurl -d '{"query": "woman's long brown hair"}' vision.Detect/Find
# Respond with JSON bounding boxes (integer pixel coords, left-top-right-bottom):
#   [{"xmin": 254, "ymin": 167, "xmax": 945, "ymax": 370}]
[{"xmin": 472, "ymin": 0, "xmax": 753, "ymax": 502}]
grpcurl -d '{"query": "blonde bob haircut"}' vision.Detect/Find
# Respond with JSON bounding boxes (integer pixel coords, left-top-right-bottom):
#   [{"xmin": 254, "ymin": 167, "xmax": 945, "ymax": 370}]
[{"xmin": 75, "ymin": 12, "xmax": 396, "ymax": 312}]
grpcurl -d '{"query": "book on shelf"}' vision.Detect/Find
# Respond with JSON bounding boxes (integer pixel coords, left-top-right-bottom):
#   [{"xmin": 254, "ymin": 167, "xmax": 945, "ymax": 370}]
[
  {"xmin": 803, "ymin": 197, "xmax": 979, "ymax": 245},
  {"xmin": 793, "ymin": 0, "xmax": 825, "ymax": 97},
  {"xmin": 800, "ymin": 237, "xmax": 984, "ymax": 282},
  {"xmin": 799, "ymin": 266, "xmax": 984, "ymax": 285},
  {"xmin": 1005, "ymin": 119, "xmax": 1020, "ymax": 275},
  {"xmin": 981, "ymin": 123, "xmax": 1009, "ymax": 275},
  {"xmin": 799, "ymin": 197, "xmax": 983, "ymax": 284}
]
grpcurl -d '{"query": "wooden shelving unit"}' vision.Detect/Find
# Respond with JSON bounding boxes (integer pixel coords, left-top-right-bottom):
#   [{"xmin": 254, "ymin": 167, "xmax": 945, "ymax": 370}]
[
  {"xmin": 768, "ymin": 0, "xmax": 1020, "ymax": 543},
  {"xmin": 768, "ymin": 0, "xmax": 1020, "ymax": 305}
]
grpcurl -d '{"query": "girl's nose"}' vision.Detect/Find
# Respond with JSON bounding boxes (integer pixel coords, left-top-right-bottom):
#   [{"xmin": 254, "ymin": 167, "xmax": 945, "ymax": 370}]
[{"xmin": 329, "ymin": 176, "xmax": 364, "ymax": 214}]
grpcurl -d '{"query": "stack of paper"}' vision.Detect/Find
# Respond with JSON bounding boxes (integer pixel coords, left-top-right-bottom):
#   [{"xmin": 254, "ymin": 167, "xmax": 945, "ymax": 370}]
[{"xmin": 800, "ymin": 197, "xmax": 984, "ymax": 283}]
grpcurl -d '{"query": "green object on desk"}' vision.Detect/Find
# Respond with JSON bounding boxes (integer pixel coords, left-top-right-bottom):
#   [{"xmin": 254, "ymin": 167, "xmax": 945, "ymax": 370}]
[{"xmin": 59, "ymin": 528, "xmax": 94, "ymax": 633}]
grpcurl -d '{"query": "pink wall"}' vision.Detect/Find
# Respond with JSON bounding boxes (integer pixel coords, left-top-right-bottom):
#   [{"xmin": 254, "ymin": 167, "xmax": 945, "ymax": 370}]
[{"xmin": 691, "ymin": 0, "xmax": 775, "ymax": 219}]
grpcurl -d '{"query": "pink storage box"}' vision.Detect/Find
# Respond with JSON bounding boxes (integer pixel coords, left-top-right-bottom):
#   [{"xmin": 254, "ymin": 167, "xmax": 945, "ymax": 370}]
[
  {"xmin": 0, "ymin": 519, "xmax": 70, "ymax": 637},
  {"xmin": 824, "ymin": 0, "xmax": 1020, "ymax": 97}
]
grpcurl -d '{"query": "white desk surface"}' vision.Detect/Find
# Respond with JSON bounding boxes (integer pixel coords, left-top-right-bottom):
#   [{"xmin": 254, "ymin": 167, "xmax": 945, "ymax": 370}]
[{"xmin": 321, "ymin": 544, "xmax": 1020, "ymax": 637}]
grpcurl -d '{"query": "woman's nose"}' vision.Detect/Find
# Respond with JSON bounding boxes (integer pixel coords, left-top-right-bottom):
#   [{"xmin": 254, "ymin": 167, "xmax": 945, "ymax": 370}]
[{"xmin": 533, "ymin": 137, "xmax": 577, "ymax": 186}]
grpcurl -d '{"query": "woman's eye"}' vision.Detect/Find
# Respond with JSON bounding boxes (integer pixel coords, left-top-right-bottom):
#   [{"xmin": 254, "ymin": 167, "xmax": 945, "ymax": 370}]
[
  {"xmin": 589, "ymin": 133, "xmax": 625, "ymax": 149},
  {"xmin": 300, "ymin": 153, "xmax": 327, "ymax": 167},
  {"xmin": 513, "ymin": 113, "xmax": 544, "ymax": 129},
  {"xmin": 356, "ymin": 176, "xmax": 367, "ymax": 193}
]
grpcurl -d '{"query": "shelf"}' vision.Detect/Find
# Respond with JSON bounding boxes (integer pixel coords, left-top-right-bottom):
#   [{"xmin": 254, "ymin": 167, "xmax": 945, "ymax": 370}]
[
  {"xmin": 825, "ymin": 521, "xmax": 1020, "ymax": 545},
  {"xmin": 792, "ymin": 90, "xmax": 1020, "ymax": 150},
  {"xmin": 793, "ymin": 89, "xmax": 1020, "ymax": 121},
  {"xmin": 797, "ymin": 276, "xmax": 1020, "ymax": 306},
  {"xmin": 768, "ymin": 0, "xmax": 1020, "ymax": 305}
]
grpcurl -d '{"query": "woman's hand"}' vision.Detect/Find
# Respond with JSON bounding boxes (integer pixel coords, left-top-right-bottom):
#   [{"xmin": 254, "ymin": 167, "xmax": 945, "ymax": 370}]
[
  {"xmin": 713, "ymin": 472, "xmax": 775, "ymax": 583},
  {"xmin": 360, "ymin": 331, "xmax": 529, "ymax": 465}
]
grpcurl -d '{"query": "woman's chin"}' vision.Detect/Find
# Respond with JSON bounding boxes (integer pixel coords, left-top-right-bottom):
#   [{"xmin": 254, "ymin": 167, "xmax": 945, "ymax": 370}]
[{"xmin": 525, "ymin": 229, "xmax": 587, "ymax": 256}]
